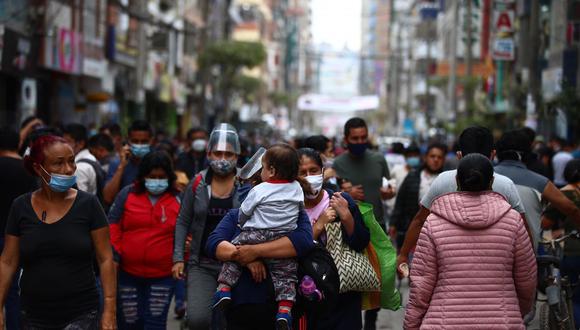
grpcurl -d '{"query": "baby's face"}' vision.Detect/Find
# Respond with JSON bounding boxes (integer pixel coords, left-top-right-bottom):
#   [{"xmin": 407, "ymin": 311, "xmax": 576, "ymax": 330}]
[{"xmin": 260, "ymin": 158, "xmax": 275, "ymax": 182}]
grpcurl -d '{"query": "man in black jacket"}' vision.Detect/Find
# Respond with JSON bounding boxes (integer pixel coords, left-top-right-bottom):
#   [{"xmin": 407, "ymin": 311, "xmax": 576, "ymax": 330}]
[{"xmin": 391, "ymin": 143, "xmax": 446, "ymax": 250}]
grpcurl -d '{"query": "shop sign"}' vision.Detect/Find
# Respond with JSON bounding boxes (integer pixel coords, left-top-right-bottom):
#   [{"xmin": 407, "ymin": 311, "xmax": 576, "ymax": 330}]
[
  {"xmin": 492, "ymin": 38, "xmax": 515, "ymax": 60},
  {"xmin": 493, "ymin": 0, "xmax": 515, "ymax": 33},
  {"xmin": 43, "ymin": 27, "xmax": 82, "ymax": 74}
]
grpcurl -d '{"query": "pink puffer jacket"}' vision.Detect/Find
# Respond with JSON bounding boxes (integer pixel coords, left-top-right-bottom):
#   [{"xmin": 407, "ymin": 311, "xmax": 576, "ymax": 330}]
[{"xmin": 404, "ymin": 192, "xmax": 537, "ymax": 330}]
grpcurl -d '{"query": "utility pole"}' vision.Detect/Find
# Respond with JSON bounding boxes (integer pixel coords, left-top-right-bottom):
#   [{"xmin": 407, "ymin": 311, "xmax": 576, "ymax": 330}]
[
  {"xmin": 447, "ymin": 0, "xmax": 459, "ymax": 120},
  {"xmin": 136, "ymin": 0, "xmax": 149, "ymax": 120},
  {"xmin": 528, "ymin": 0, "xmax": 541, "ymax": 112},
  {"xmin": 196, "ymin": 0, "xmax": 211, "ymax": 126},
  {"xmin": 465, "ymin": 0, "xmax": 474, "ymax": 116}
]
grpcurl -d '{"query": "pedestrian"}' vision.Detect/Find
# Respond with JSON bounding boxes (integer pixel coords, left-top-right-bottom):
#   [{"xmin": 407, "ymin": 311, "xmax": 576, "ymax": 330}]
[
  {"xmin": 205, "ymin": 161, "xmax": 315, "ymax": 330},
  {"xmin": 62, "ymin": 123, "xmax": 101, "ymax": 197},
  {"xmin": 103, "ymin": 120, "xmax": 154, "ymax": 205},
  {"xmin": 495, "ymin": 130, "xmax": 580, "ymax": 248},
  {"xmin": 297, "ymin": 147, "xmax": 370, "ymax": 330},
  {"xmin": 397, "ymin": 126, "xmax": 526, "ymax": 275},
  {"xmin": 519, "ymin": 127, "xmax": 552, "ymax": 179},
  {"xmin": 304, "ymin": 135, "xmax": 339, "ymax": 191},
  {"xmin": 212, "ymin": 144, "xmax": 306, "ymax": 329},
  {"xmin": 551, "ymin": 137, "xmax": 575, "ymax": 188},
  {"xmin": 172, "ymin": 123, "xmax": 243, "ymax": 329},
  {"xmin": 176, "ymin": 127, "xmax": 209, "ymax": 180},
  {"xmin": 542, "ymin": 159, "xmax": 580, "ymax": 328},
  {"xmin": 332, "ymin": 117, "xmax": 393, "ymax": 330},
  {"xmin": 0, "ymin": 128, "xmax": 37, "ymax": 329},
  {"xmin": 108, "ymin": 150, "xmax": 181, "ymax": 328},
  {"xmin": 404, "ymin": 154, "xmax": 537, "ymax": 329},
  {"xmin": 391, "ymin": 143, "xmax": 446, "ymax": 251},
  {"xmin": 0, "ymin": 135, "xmax": 116, "ymax": 329},
  {"xmin": 87, "ymin": 133, "xmax": 115, "ymax": 174},
  {"xmin": 385, "ymin": 142, "xmax": 407, "ymax": 172}
]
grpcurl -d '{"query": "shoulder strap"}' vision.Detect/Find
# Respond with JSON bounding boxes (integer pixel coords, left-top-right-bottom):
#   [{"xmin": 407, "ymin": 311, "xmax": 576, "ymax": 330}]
[{"xmin": 191, "ymin": 173, "xmax": 203, "ymax": 196}]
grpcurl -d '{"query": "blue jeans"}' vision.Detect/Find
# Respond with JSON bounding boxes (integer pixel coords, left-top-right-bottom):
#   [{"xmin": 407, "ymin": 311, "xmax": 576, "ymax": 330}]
[
  {"xmin": 174, "ymin": 278, "xmax": 186, "ymax": 312},
  {"xmin": 561, "ymin": 256, "xmax": 580, "ymax": 329},
  {"xmin": 117, "ymin": 270, "xmax": 175, "ymax": 330},
  {"xmin": 0, "ymin": 237, "xmax": 20, "ymax": 330}
]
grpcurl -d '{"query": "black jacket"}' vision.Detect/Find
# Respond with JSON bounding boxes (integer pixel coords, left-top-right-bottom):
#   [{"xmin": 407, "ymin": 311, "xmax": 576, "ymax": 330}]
[{"xmin": 392, "ymin": 169, "xmax": 422, "ymax": 232}]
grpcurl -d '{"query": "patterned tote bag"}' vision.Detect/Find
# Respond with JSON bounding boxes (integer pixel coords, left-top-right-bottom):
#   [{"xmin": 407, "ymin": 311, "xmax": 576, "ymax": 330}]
[{"xmin": 325, "ymin": 221, "xmax": 381, "ymax": 293}]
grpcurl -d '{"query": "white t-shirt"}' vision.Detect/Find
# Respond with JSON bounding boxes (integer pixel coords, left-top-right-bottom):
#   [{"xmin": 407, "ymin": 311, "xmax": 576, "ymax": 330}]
[
  {"xmin": 75, "ymin": 149, "xmax": 98, "ymax": 195},
  {"xmin": 419, "ymin": 170, "xmax": 438, "ymax": 201},
  {"xmin": 420, "ymin": 169, "xmax": 525, "ymax": 213},
  {"xmin": 553, "ymin": 151, "xmax": 574, "ymax": 187},
  {"xmin": 240, "ymin": 181, "xmax": 304, "ymax": 231}
]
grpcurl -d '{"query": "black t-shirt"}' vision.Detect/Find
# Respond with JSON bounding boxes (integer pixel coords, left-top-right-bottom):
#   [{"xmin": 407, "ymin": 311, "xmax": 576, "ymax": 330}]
[
  {"xmin": 5, "ymin": 191, "xmax": 108, "ymax": 327},
  {"xmin": 0, "ymin": 157, "xmax": 37, "ymax": 237},
  {"xmin": 201, "ymin": 194, "xmax": 234, "ymax": 257}
]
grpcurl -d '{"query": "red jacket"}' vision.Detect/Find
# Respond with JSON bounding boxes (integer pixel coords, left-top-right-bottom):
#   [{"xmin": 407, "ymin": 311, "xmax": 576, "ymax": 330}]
[{"xmin": 109, "ymin": 186, "xmax": 181, "ymax": 278}]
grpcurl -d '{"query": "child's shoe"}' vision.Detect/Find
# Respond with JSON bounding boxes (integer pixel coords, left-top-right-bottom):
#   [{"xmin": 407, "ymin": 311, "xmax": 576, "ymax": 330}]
[
  {"xmin": 275, "ymin": 311, "xmax": 292, "ymax": 330},
  {"xmin": 212, "ymin": 289, "xmax": 231, "ymax": 310}
]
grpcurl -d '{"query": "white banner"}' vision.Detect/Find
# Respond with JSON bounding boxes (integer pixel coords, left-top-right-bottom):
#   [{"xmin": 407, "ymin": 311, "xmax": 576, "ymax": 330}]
[{"xmin": 297, "ymin": 94, "xmax": 380, "ymax": 112}]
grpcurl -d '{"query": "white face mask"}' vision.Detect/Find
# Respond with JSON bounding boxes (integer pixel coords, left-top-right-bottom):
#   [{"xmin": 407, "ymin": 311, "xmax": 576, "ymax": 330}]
[
  {"xmin": 192, "ymin": 139, "xmax": 207, "ymax": 152},
  {"xmin": 305, "ymin": 173, "xmax": 324, "ymax": 199}
]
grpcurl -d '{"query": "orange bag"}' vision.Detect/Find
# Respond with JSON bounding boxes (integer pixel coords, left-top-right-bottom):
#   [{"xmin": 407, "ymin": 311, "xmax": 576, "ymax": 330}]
[{"xmin": 361, "ymin": 243, "xmax": 382, "ymax": 310}]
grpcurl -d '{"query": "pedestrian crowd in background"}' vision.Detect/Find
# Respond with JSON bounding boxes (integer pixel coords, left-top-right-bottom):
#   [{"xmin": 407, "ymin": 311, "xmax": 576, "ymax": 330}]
[{"xmin": 0, "ymin": 116, "xmax": 580, "ymax": 329}]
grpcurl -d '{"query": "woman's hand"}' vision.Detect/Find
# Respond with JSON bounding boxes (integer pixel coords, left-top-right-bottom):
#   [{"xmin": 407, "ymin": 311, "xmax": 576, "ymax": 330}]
[
  {"xmin": 100, "ymin": 310, "xmax": 117, "ymax": 329},
  {"xmin": 172, "ymin": 262, "xmax": 185, "ymax": 280},
  {"xmin": 235, "ymin": 245, "xmax": 259, "ymax": 266},
  {"xmin": 247, "ymin": 261, "xmax": 267, "ymax": 283},
  {"xmin": 318, "ymin": 207, "xmax": 337, "ymax": 225},
  {"xmin": 330, "ymin": 192, "xmax": 350, "ymax": 220}
]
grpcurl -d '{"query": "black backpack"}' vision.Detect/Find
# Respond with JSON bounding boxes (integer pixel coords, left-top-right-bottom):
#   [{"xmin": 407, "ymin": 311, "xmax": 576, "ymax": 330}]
[
  {"xmin": 295, "ymin": 242, "xmax": 340, "ymax": 317},
  {"xmin": 77, "ymin": 158, "xmax": 106, "ymax": 208}
]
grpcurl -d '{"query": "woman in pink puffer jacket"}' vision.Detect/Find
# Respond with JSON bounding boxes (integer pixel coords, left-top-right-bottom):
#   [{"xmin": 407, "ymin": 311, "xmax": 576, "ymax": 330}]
[{"xmin": 404, "ymin": 154, "xmax": 537, "ymax": 330}]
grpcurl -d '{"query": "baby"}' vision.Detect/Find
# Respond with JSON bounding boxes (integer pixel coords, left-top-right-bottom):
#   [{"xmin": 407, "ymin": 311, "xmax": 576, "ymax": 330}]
[{"xmin": 214, "ymin": 144, "xmax": 306, "ymax": 329}]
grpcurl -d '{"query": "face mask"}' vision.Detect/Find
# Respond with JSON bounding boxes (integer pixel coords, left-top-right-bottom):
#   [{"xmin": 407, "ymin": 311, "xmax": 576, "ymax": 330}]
[
  {"xmin": 145, "ymin": 178, "xmax": 169, "ymax": 195},
  {"xmin": 210, "ymin": 159, "xmax": 237, "ymax": 176},
  {"xmin": 40, "ymin": 166, "xmax": 77, "ymax": 193},
  {"xmin": 407, "ymin": 157, "xmax": 421, "ymax": 168},
  {"xmin": 305, "ymin": 174, "xmax": 324, "ymax": 200},
  {"xmin": 347, "ymin": 143, "xmax": 368, "ymax": 157},
  {"xmin": 192, "ymin": 139, "xmax": 207, "ymax": 152},
  {"xmin": 323, "ymin": 158, "xmax": 334, "ymax": 168},
  {"xmin": 130, "ymin": 144, "xmax": 151, "ymax": 158}
]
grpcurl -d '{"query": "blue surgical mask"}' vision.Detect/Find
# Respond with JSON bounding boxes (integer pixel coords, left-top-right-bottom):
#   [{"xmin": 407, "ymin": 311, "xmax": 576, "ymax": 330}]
[
  {"xmin": 407, "ymin": 156, "xmax": 421, "ymax": 168},
  {"xmin": 145, "ymin": 178, "xmax": 169, "ymax": 195},
  {"xmin": 130, "ymin": 144, "xmax": 151, "ymax": 158},
  {"xmin": 40, "ymin": 166, "xmax": 77, "ymax": 193}
]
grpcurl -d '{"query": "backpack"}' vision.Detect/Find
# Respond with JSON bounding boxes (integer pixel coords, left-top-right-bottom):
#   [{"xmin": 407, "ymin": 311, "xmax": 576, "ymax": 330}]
[
  {"xmin": 295, "ymin": 242, "xmax": 340, "ymax": 317},
  {"xmin": 77, "ymin": 158, "xmax": 106, "ymax": 208}
]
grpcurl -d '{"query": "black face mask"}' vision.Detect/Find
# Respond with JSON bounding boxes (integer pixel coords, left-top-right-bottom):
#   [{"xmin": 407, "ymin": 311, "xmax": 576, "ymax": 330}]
[{"xmin": 347, "ymin": 143, "xmax": 368, "ymax": 157}]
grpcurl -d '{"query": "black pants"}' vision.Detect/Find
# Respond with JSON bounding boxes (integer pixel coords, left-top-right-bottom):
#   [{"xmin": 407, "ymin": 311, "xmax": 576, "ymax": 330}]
[{"xmin": 227, "ymin": 303, "xmax": 277, "ymax": 330}]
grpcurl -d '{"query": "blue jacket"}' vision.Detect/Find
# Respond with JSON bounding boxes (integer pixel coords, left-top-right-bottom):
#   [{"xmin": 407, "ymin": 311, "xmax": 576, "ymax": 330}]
[{"xmin": 205, "ymin": 208, "xmax": 314, "ymax": 305}]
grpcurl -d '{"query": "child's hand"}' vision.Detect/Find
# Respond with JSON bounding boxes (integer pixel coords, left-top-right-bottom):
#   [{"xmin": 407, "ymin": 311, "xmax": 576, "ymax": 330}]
[{"xmin": 247, "ymin": 261, "xmax": 267, "ymax": 283}]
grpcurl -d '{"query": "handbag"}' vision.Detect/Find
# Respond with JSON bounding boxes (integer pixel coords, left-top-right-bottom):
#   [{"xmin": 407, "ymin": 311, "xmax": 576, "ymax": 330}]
[
  {"xmin": 361, "ymin": 243, "xmax": 382, "ymax": 310},
  {"xmin": 324, "ymin": 221, "xmax": 381, "ymax": 293}
]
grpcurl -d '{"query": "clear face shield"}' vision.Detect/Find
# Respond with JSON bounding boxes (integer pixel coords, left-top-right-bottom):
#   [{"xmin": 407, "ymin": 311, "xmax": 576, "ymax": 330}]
[
  {"xmin": 239, "ymin": 147, "xmax": 266, "ymax": 181},
  {"xmin": 207, "ymin": 123, "xmax": 241, "ymax": 156}
]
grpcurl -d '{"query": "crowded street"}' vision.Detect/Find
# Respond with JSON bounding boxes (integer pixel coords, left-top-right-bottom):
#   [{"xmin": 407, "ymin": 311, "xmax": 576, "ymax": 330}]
[{"xmin": 2, "ymin": 0, "xmax": 580, "ymax": 329}]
